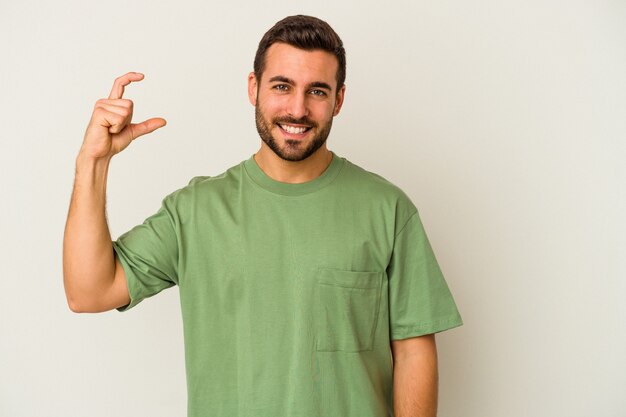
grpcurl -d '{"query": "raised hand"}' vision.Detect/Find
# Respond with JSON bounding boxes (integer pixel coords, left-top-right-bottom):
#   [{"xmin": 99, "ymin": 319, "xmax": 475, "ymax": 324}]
[{"xmin": 80, "ymin": 72, "xmax": 166, "ymax": 160}]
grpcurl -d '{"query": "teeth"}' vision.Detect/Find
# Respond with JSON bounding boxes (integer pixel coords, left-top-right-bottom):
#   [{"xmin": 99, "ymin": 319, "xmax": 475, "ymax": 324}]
[{"xmin": 280, "ymin": 124, "xmax": 307, "ymax": 134}]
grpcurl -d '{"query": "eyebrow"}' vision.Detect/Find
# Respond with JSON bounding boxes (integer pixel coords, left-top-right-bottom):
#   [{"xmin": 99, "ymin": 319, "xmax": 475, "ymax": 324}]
[{"xmin": 268, "ymin": 76, "xmax": 333, "ymax": 91}]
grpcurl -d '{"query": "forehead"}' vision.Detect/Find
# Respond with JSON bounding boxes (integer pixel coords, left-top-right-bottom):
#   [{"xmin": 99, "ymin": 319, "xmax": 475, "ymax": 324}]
[{"xmin": 262, "ymin": 43, "xmax": 339, "ymax": 88}]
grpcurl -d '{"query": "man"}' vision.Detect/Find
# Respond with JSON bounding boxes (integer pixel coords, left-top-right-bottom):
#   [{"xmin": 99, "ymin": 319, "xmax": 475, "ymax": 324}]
[{"xmin": 64, "ymin": 15, "xmax": 462, "ymax": 417}]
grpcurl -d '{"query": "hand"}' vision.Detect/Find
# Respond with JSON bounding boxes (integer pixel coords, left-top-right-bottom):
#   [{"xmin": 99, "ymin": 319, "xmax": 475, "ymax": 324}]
[{"xmin": 79, "ymin": 72, "xmax": 166, "ymax": 160}]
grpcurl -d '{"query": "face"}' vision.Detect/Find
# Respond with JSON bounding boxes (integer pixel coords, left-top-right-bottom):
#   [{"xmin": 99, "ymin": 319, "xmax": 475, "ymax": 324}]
[{"xmin": 248, "ymin": 43, "xmax": 345, "ymax": 162}]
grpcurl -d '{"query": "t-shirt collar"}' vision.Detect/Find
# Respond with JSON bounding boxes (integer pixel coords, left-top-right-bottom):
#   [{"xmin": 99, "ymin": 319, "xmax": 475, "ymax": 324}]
[{"xmin": 243, "ymin": 151, "xmax": 344, "ymax": 196}]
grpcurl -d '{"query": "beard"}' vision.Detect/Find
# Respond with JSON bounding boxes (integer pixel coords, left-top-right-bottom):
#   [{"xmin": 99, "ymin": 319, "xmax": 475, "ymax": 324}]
[{"xmin": 255, "ymin": 104, "xmax": 333, "ymax": 162}]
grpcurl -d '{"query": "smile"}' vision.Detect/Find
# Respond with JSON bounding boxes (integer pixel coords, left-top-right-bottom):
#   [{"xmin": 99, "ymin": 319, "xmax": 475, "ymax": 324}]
[{"xmin": 278, "ymin": 124, "xmax": 311, "ymax": 135}]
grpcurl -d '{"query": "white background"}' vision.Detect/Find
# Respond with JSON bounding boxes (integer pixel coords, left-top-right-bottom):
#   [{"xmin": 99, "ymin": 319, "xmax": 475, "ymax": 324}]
[{"xmin": 1, "ymin": 0, "xmax": 624, "ymax": 416}]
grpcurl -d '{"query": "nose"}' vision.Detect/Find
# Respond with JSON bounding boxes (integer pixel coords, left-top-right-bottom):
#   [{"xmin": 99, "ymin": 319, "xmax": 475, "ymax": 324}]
[{"xmin": 286, "ymin": 92, "xmax": 309, "ymax": 120}]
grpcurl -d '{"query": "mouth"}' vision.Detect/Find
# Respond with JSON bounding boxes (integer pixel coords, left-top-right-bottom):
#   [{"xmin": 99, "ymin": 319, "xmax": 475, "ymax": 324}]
[{"xmin": 277, "ymin": 123, "xmax": 312, "ymax": 136}]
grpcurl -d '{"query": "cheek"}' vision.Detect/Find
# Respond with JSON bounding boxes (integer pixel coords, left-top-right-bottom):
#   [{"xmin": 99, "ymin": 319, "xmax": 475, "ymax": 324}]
[
  {"xmin": 311, "ymin": 102, "xmax": 336, "ymax": 120},
  {"xmin": 258, "ymin": 97, "xmax": 285, "ymax": 117}
]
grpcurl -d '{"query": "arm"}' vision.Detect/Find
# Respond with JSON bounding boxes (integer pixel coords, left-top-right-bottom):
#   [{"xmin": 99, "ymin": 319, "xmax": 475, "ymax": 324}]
[
  {"xmin": 63, "ymin": 72, "xmax": 166, "ymax": 313},
  {"xmin": 391, "ymin": 334, "xmax": 439, "ymax": 417}
]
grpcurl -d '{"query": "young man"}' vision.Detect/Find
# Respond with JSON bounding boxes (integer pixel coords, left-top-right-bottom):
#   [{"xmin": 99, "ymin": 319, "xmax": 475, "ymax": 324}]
[{"xmin": 64, "ymin": 15, "xmax": 462, "ymax": 417}]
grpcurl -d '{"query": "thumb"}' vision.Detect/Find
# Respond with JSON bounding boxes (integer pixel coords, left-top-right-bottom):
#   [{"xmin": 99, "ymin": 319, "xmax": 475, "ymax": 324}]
[{"xmin": 129, "ymin": 118, "xmax": 167, "ymax": 140}]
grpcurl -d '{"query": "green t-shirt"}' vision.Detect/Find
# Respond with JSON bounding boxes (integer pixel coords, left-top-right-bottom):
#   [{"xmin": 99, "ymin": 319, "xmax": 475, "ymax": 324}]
[{"xmin": 113, "ymin": 153, "xmax": 462, "ymax": 417}]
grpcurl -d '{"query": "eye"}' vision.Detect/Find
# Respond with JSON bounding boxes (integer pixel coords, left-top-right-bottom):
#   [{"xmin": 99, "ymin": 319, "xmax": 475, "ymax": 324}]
[
  {"xmin": 310, "ymin": 89, "xmax": 327, "ymax": 97},
  {"xmin": 273, "ymin": 84, "xmax": 289, "ymax": 92}
]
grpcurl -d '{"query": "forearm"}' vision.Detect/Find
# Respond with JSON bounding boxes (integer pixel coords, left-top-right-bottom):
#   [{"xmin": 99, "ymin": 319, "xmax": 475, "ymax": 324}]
[
  {"xmin": 63, "ymin": 153, "xmax": 116, "ymax": 311},
  {"xmin": 392, "ymin": 338, "xmax": 439, "ymax": 417},
  {"xmin": 63, "ymin": 73, "xmax": 164, "ymax": 312}
]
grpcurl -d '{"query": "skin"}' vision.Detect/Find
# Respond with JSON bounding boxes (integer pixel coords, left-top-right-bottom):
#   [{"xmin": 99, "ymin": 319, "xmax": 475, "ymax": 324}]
[
  {"xmin": 63, "ymin": 72, "xmax": 164, "ymax": 312},
  {"xmin": 64, "ymin": 45, "xmax": 438, "ymax": 417},
  {"xmin": 248, "ymin": 43, "xmax": 345, "ymax": 183},
  {"xmin": 392, "ymin": 334, "xmax": 439, "ymax": 417}
]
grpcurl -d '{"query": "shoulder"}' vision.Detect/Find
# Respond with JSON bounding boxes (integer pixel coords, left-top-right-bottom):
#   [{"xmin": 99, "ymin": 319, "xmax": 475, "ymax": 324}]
[
  {"xmin": 337, "ymin": 157, "xmax": 415, "ymax": 204},
  {"xmin": 335, "ymin": 157, "xmax": 418, "ymax": 226},
  {"xmin": 339, "ymin": 159, "xmax": 404, "ymax": 192},
  {"xmin": 161, "ymin": 160, "xmax": 245, "ymax": 208}
]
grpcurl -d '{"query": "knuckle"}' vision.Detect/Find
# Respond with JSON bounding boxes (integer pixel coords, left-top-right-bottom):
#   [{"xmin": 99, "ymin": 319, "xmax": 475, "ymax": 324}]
[{"xmin": 111, "ymin": 118, "xmax": 125, "ymax": 129}]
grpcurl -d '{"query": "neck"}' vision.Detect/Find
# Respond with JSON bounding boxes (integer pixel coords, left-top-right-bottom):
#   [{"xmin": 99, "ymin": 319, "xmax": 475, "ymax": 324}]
[{"xmin": 254, "ymin": 144, "xmax": 333, "ymax": 184}]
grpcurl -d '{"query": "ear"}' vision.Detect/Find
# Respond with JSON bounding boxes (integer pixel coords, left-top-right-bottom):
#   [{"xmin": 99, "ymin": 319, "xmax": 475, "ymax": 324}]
[
  {"xmin": 333, "ymin": 84, "xmax": 346, "ymax": 116},
  {"xmin": 248, "ymin": 72, "xmax": 258, "ymax": 106}
]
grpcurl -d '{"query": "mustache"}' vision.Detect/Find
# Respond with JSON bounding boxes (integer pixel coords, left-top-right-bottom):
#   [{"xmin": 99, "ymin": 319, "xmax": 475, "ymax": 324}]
[{"xmin": 273, "ymin": 116, "xmax": 317, "ymax": 127}]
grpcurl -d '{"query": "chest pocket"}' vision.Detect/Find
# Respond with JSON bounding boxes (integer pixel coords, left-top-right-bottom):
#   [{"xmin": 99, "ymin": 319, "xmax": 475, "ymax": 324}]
[{"xmin": 316, "ymin": 268, "xmax": 383, "ymax": 352}]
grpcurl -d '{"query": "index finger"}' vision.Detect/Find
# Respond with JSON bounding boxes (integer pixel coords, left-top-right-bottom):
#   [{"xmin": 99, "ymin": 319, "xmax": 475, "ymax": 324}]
[{"xmin": 108, "ymin": 72, "xmax": 145, "ymax": 99}]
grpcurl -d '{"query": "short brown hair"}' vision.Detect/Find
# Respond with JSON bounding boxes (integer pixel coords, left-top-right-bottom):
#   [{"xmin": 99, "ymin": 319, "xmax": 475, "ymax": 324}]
[{"xmin": 253, "ymin": 15, "xmax": 346, "ymax": 90}]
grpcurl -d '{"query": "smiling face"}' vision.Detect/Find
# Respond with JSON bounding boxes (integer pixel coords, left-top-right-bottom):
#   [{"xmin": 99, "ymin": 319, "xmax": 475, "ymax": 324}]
[{"xmin": 248, "ymin": 42, "xmax": 345, "ymax": 162}]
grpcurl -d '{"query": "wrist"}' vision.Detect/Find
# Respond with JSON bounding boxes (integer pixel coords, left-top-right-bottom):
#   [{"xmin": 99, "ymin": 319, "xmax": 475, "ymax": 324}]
[
  {"xmin": 75, "ymin": 150, "xmax": 112, "ymax": 190},
  {"xmin": 76, "ymin": 149, "xmax": 112, "ymax": 170}
]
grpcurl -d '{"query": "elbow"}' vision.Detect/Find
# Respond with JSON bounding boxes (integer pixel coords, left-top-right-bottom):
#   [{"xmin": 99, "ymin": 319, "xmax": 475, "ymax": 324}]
[
  {"xmin": 66, "ymin": 296, "xmax": 106, "ymax": 313},
  {"xmin": 64, "ymin": 282, "xmax": 96, "ymax": 313},
  {"xmin": 67, "ymin": 302, "xmax": 83, "ymax": 313},
  {"xmin": 63, "ymin": 265, "xmax": 126, "ymax": 313},
  {"xmin": 64, "ymin": 276, "xmax": 84, "ymax": 313},
  {"xmin": 64, "ymin": 288, "xmax": 118, "ymax": 313},
  {"xmin": 65, "ymin": 293, "xmax": 88, "ymax": 313},
  {"xmin": 63, "ymin": 271, "xmax": 97, "ymax": 313}
]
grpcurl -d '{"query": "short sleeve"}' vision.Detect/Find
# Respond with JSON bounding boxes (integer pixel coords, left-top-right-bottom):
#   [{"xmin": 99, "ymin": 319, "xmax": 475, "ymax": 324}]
[
  {"xmin": 387, "ymin": 211, "xmax": 463, "ymax": 340},
  {"xmin": 113, "ymin": 198, "xmax": 179, "ymax": 311}
]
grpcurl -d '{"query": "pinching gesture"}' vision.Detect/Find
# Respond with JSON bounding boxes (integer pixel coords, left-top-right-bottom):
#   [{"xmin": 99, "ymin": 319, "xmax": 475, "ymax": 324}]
[{"xmin": 80, "ymin": 72, "xmax": 166, "ymax": 160}]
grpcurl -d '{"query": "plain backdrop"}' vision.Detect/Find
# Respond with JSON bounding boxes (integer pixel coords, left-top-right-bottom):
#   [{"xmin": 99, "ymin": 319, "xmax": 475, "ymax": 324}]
[{"xmin": 1, "ymin": 0, "xmax": 624, "ymax": 416}]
